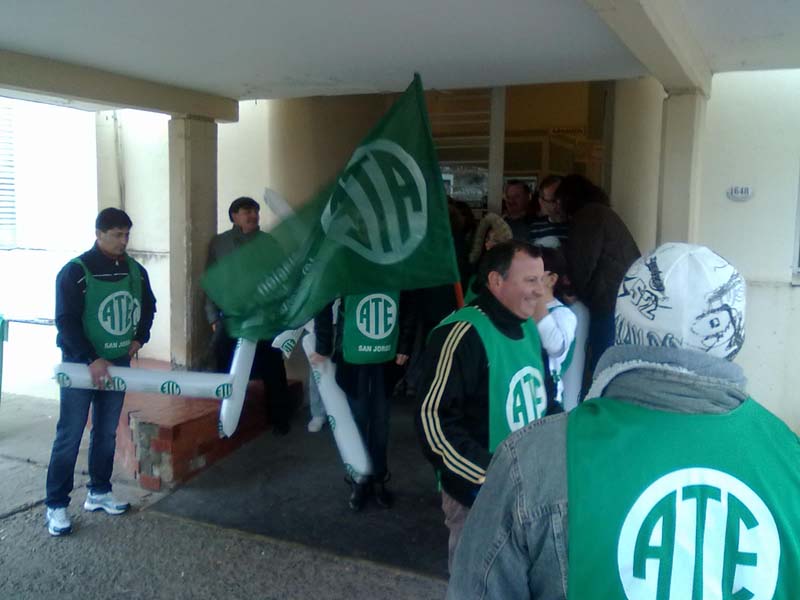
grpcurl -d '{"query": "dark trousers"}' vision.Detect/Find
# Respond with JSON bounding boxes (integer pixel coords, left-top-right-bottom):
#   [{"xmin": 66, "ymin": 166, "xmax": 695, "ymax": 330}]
[
  {"xmin": 215, "ymin": 335, "xmax": 291, "ymax": 428},
  {"xmin": 346, "ymin": 364, "xmax": 390, "ymax": 479},
  {"xmin": 587, "ymin": 311, "xmax": 616, "ymax": 375},
  {"xmin": 45, "ymin": 359, "xmax": 129, "ymax": 508}
]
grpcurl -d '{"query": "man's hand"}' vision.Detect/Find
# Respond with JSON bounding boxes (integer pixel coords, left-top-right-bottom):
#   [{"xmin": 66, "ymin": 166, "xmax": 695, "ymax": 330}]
[
  {"xmin": 211, "ymin": 321, "xmax": 219, "ymax": 333},
  {"xmin": 308, "ymin": 352, "xmax": 328, "ymax": 365},
  {"xmin": 533, "ymin": 297, "xmax": 550, "ymax": 323},
  {"xmin": 128, "ymin": 340, "xmax": 142, "ymax": 358},
  {"xmin": 88, "ymin": 358, "xmax": 113, "ymax": 389},
  {"xmin": 395, "ymin": 353, "xmax": 409, "ymax": 366}
]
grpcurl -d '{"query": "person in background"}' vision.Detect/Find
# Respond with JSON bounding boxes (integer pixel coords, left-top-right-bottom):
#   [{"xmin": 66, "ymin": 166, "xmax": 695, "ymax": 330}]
[
  {"xmin": 502, "ymin": 180, "xmax": 534, "ymax": 241},
  {"xmin": 45, "ymin": 208, "xmax": 157, "ymax": 536},
  {"xmin": 533, "ymin": 247, "xmax": 577, "ymax": 408},
  {"xmin": 528, "ymin": 175, "xmax": 568, "ymax": 248},
  {"xmin": 205, "ymin": 197, "xmax": 293, "ymax": 435},
  {"xmin": 557, "ymin": 175, "xmax": 640, "ymax": 373},
  {"xmin": 464, "ymin": 213, "xmax": 513, "ymax": 303}
]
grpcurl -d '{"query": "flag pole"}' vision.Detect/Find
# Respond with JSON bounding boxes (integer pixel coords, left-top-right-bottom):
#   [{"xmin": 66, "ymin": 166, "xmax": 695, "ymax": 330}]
[{"xmin": 454, "ymin": 282, "xmax": 464, "ymax": 308}]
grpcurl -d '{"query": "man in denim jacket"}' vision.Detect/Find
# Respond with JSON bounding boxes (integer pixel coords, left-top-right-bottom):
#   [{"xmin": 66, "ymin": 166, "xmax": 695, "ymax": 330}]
[{"xmin": 448, "ymin": 243, "xmax": 800, "ymax": 599}]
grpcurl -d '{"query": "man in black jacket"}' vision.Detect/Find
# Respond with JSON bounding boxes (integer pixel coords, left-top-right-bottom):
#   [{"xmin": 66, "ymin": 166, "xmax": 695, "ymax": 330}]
[
  {"xmin": 416, "ymin": 241, "xmax": 557, "ymax": 570},
  {"xmin": 45, "ymin": 208, "xmax": 156, "ymax": 536}
]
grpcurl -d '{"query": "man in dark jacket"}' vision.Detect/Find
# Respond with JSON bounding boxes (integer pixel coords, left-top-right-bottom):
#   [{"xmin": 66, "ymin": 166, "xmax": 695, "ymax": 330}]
[
  {"xmin": 205, "ymin": 197, "xmax": 292, "ymax": 434},
  {"xmin": 45, "ymin": 208, "xmax": 157, "ymax": 536},
  {"xmin": 416, "ymin": 241, "xmax": 556, "ymax": 570},
  {"xmin": 449, "ymin": 243, "xmax": 800, "ymax": 599},
  {"xmin": 557, "ymin": 174, "xmax": 640, "ymax": 371}
]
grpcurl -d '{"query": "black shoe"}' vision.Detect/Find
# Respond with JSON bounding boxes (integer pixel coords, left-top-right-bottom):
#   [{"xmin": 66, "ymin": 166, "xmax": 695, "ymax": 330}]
[
  {"xmin": 348, "ymin": 479, "xmax": 371, "ymax": 512},
  {"xmin": 373, "ymin": 473, "xmax": 394, "ymax": 509}
]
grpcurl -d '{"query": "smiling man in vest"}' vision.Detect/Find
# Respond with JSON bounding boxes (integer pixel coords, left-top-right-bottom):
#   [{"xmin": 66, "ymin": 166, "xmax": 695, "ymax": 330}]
[
  {"xmin": 448, "ymin": 243, "xmax": 800, "ymax": 599},
  {"xmin": 416, "ymin": 241, "xmax": 555, "ymax": 571},
  {"xmin": 45, "ymin": 208, "xmax": 156, "ymax": 536}
]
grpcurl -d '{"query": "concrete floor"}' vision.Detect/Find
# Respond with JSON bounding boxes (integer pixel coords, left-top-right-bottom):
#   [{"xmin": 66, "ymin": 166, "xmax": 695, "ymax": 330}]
[{"xmin": 0, "ymin": 392, "xmax": 447, "ymax": 600}]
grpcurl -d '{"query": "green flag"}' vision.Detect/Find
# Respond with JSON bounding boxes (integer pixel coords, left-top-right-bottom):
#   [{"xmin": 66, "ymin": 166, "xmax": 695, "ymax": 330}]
[{"xmin": 203, "ymin": 74, "xmax": 459, "ymax": 340}]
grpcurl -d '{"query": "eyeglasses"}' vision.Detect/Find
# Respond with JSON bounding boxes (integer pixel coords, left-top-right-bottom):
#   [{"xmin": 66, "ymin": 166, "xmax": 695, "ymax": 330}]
[{"xmin": 540, "ymin": 195, "xmax": 558, "ymax": 204}]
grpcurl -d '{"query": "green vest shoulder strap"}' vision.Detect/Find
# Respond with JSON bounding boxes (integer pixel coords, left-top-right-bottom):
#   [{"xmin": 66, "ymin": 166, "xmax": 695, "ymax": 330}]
[{"xmin": 437, "ymin": 306, "xmax": 547, "ymax": 452}]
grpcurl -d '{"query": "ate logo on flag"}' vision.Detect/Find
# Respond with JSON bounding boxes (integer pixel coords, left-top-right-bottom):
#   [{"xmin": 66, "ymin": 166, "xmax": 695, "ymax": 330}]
[
  {"xmin": 617, "ymin": 467, "xmax": 779, "ymax": 599},
  {"xmin": 321, "ymin": 139, "xmax": 428, "ymax": 265}
]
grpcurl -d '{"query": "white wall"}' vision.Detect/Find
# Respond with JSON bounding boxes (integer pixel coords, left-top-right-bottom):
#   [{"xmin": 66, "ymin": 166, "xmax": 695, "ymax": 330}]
[
  {"xmin": 110, "ymin": 110, "xmax": 171, "ymax": 361},
  {"xmin": 217, "ymin": 100, "xmax": 277, "ymax": 231},
  {"xmin": 696, "ymin": 70, "xmax": 800, "ymax": 431},
  {"xmin": 611, "ymin": 77, "xmax": 664, "ymax": 254}
]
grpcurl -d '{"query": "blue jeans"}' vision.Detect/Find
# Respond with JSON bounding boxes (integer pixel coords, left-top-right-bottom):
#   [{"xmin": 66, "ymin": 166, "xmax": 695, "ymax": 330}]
[
  {"xmin": 45, "ymin": 358, "xmax": 129, "ymax": 508},
  {"xmin": 308, "ymin": 376, "xmax": 326, "ymax": 419},
  {"xmin": 346, "ymin": 364, "xmax": 390, "ymax": 478}
]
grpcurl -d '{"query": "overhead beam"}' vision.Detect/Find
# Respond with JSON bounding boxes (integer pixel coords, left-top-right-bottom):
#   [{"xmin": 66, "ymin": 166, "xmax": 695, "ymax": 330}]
[
  {"xmin": 0, "ymin": 49, "xmax": 238, "ymax": 122},
  {"xmin": 586, "ymin": 0, "xmax": 712, "ymax": 96}
]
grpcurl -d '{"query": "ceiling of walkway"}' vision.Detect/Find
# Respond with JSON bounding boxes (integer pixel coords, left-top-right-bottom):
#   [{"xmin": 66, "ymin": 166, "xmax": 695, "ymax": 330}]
[{"xmin": 0, "ymin": 0, "xmax": 799, "ymax": 99}]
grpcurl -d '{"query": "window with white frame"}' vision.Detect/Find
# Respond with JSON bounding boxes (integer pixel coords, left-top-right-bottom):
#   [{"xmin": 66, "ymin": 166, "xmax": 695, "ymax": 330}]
[{"xmin": 0, "ymin": 100, "xmax": 15, "ymax": 248}]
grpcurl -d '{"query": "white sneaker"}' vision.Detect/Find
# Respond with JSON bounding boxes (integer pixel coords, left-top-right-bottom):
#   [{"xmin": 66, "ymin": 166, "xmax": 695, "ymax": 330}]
[
  {"xmin": 84, "ymin": 492, "xmax": 130, "ymax": 515},
  {"xmin": 46, "ymin": 507, "xmax": 72, "ymax": 536},
  {"xmin": 307, "ymin": 416, "xmax": 326, "ymax": 433}
]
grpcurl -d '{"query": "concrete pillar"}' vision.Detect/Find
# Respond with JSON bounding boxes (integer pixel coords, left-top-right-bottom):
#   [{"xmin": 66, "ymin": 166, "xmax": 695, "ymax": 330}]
[
  {"xmin": 487, "ymin": 87, "xmax": 506, "ymax": 215},
  {"xmin": 168, "ymin": 116, "xmax": 217, "ymax": 368},
  {"xmin": 95, "ymin": 111, "xmax": 123, "ymax": 210},
  {"xmin": 657, "ymin": 90, "xmax": 706, "ymax": 244}
]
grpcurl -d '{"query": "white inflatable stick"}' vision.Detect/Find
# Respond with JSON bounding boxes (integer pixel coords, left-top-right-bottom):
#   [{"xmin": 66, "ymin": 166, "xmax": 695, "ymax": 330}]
[
  {"xmin": 54, "ymin": 363, "xmax": 233, "ymax": 399},
  {"xmin": 218, "ymin": 338, "xmax": 257, "ymax": 437},
  {"xmin": 272, "ymin": 327, "xmax": 304, "ymax": 359},
  {"xmin": 55, "ymin": 340, "xmax": 256, "ymax": 438},
  {"xmin": 302, "ymin": 332, "xmax": 372, "ymax": 482}
]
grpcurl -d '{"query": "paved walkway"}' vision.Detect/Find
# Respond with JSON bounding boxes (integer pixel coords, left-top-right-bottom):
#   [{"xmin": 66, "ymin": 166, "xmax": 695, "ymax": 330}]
[{"xmin": 0, "ymin": 393, "xmax": 447, "ymax": 600}]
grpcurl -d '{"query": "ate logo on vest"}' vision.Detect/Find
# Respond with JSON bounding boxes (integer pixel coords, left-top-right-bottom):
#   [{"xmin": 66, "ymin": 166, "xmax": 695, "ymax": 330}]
[
  {"xmin": 506, "ymin": 366, "xmax": 546, "ymax": 430},
  {"xmin": 617, "ymin": 468, "xmax": 779, "ymax": 599},
  {"xmin": 320, "ymin": 140, "xmax": 427, "ymax": 265},
  {"xmin": 98, "ymin": 291, "xmax": 141, "ymax": 336},
  {"xmin": 356, "ymin": 294, "xmax": 397, "ymax": 340}
]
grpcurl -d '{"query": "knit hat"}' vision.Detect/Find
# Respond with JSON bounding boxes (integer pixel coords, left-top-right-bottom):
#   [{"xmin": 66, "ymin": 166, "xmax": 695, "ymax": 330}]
[
  {"xmin": 615, "ymin": 243, "xmax": 746, "ymax": 360},
  {"xmin": 468, "ymin": 213, "xmax": 513, "ymax": 264}
]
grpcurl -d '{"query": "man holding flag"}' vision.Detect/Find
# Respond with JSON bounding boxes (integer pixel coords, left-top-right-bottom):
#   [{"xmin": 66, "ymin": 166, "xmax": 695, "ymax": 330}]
[
  {"xmin": 203, "ymin": 74, "xmax": 460, "ymax": 489},
  {"xmin": 205, "ymin": 196, "xmax": 293, "ymax": 435},
  {"xmin": 203, "ymin": 74, "xmax": 458, "ymax": 343}
]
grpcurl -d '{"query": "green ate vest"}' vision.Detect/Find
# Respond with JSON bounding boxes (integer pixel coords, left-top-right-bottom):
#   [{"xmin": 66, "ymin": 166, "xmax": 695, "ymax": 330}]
[
  {"xmin": 438, "ymin": 306, "xmax": 546, "ymax": 452},
  {"xmin": 342, "ymin": 292, "xmax": 400, "ymax": 364},
  {"xmin": 73, "ymin": 257, "xmax": 142, "ymax": 360},
  {"xmin": 567, "ymin": 397, "xmax": 800, "ymax": 600}
]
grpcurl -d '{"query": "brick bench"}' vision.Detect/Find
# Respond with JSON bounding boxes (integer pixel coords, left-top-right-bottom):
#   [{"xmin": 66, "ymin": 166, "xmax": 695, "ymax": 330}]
[{"xmin": 114, "ymin": 358, "xmax": 301, "ymax": 491}]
